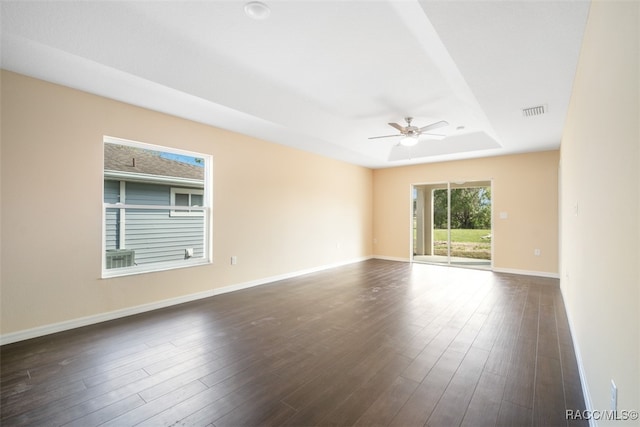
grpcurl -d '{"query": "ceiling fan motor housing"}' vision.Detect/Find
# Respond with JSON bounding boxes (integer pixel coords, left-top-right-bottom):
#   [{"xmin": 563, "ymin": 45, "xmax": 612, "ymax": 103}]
[{"xmin": 405, "ymin": 127, "xmax": 420, "ymax": 136}]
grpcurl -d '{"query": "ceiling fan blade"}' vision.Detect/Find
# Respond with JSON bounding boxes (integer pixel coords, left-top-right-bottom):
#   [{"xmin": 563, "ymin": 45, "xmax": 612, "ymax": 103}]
[
  {"xmin": 388, "ymin": 122, "xmax": 405, "ymax": 132},
  {"xmin": 419, "ymin": 120, "xmax": 449, "ymax": 132},
  {"xmin": 368, "ymin": 134, "xmax": 402, "ymax": 140}
]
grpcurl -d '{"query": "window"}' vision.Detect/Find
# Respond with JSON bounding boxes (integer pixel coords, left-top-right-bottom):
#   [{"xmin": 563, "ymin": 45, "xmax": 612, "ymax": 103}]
[
  {"xmin": 170, "ymin": 188, "xmax": 204, "ymax": 216},
  {"xmin": 102, "ymin": 136, "xmax": 212, "ymax": 277}
]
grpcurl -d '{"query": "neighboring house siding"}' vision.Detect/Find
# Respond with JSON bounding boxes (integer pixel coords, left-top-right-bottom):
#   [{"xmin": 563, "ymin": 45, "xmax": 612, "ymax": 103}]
[
  {"xmin": 126, "ymin": 182, "xmax": 170, "ymax": 205},
  {"xmin": 104, "ymin": 180, "xmax": 204, "ymax": 265},
  {"xmin": 126, "ymin": 211, "xmax": 204, "ymax": 264},
  {"xmin": 104, "ymin": 180, "xmax": 120, "ymax": 250},
  {"xmin": 104, "ymin": 180, "xmax": 121, "ymax": 203}
]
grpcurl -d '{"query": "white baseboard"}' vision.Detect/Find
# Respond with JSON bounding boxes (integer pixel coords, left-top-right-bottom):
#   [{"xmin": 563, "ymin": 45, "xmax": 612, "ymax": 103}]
[
  {"xmin": 211, "ymin": 256, "xmax": 372, "ymax": 296},
  {"xmin": 373, "ymin": 256, "xmax": 560, "ymax": 279},
  {"xmin": 492, "ymin": 267, "xmax": 560, "ymax": 279},
  {"xmin": 559, "ymin": 287, "xmax": 595, "ymax": 427},
  {"xmin": 0, "ymin": 289, "xmax": 216, "ymax": 346},
  {"xmin": 0, "ymin": 256, "xmax": 372, "ymax": 346}
]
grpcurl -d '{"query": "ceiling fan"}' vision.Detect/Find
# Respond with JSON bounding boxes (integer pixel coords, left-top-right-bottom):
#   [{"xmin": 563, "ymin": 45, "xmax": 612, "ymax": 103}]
[{"xmin": 368, "ymin": 117, "xmax": 449, "ymax": 146}]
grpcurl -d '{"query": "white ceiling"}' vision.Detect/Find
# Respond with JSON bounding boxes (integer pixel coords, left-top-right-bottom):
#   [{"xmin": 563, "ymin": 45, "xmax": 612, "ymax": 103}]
[{"xmin": 1, "ymin": 0, "xmax": 590, "ymax": 168}]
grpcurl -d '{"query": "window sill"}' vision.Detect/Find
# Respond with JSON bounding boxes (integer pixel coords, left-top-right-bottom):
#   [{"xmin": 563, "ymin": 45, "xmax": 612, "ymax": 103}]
[{"xmin": 101, "ymin": 258, "xmax": 211, "ymax": 279}]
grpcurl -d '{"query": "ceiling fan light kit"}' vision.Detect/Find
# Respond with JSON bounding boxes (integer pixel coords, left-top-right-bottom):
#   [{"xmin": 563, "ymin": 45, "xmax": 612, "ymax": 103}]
[
  {"xmin": 369, "ymin": 117, "xmax": 449, "ymax": 146},
  {"xmin": 400, "ymin": 135, "xmax": 419, "ymax": 146}
]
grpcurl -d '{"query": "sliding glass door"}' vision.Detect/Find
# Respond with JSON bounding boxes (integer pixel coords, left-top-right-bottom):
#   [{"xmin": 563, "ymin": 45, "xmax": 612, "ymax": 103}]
[
  {"xmin": 413, "ymin": 183, "xmax": 448, "ymax": 265},
  {"xmin": 413, "ymin": 181, "xmax": 492, "ymax": 269}
]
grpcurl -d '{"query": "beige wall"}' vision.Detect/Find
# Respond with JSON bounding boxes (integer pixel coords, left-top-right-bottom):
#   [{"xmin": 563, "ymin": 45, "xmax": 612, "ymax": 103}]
[
  {"xmin": 0, "ymin": 71, "xmax": 373, "ymax": 336},
  {"xmin": 0, "ymin": 69, "xmax": 563, "ymax": 341},
  {"xmin": 560, "ymin": 0, "xmax": 640, "ymax": 421},
  {"xmin": 373, "ymin": 151, "xmax": 560, "ymax": 275}
]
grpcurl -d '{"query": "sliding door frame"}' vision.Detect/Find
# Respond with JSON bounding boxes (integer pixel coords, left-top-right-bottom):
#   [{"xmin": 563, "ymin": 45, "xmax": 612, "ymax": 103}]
[{"xmin": 410, "ymin": 179, "xmax": 494, "ymax": 270}]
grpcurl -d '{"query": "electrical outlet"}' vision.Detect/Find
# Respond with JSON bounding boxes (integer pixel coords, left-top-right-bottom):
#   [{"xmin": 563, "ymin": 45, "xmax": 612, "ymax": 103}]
[
  {"xmin": 534, "ymin": 249, "xmax": 541, "ymax": 256},
  {"xmin": 610, "ymin": 380, "xmax": 617, "ymax": 411},
  {"xmin": 231, "ymin": 256, "xmax": 238, "ymax": 265}
]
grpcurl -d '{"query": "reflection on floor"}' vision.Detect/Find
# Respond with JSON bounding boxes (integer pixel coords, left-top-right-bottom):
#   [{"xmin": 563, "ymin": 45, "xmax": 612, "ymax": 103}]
[{"xmin": 413, "ymin": 255, "xmax": 492, "ymax": 270}]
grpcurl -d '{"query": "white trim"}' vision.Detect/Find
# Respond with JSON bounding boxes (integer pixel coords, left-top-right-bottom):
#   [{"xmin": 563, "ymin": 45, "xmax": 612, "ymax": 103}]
[
  {"xmin": 559, "ymin": 287, "xmax": 596, "ymax": 427},
  {"xmin": 0, "ymin": 256, "xmax": 371, "ymax": 345},
  {"xmin": 492, "ymin": 267, "xmax": 560, "ymax": 279},
  {"xmin": 374, "ymin": 257, "xmax": 557, "ymax": 279},
  {"xmin": 102, "ymin": 256, "xmax": 211, "ymax": 279},
  {"xmin": 0, "ymin": 289, "xmax": 215, "ymax": 346},
  {"xmin": 211, "ymin": 256, "xmax": 373, "ymax": 296},
  {"xmin": 489, "ymin": 179, "xmax": 495, "ymax": 268}
]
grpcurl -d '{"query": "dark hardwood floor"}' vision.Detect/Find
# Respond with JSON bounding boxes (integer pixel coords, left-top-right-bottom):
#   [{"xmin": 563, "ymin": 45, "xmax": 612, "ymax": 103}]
[{"xmin": 1, "ymin": 260, "xmax": 587, "ymax": 426}]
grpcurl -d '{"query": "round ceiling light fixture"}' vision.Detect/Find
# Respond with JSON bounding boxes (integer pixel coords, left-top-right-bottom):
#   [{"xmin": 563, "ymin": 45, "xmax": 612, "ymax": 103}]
[
  {"xmin": 399, "ymin": 135, "xmax": 419, "ymax": 147},
  {"xmin": 244, "ymin": 1, "xmax": 271, "ymax": 20}
]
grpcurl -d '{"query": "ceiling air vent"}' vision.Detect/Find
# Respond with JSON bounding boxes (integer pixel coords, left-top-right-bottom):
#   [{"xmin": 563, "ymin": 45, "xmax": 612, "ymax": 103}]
[{"xmin": 522, "ymin": 105, "xmax": 546, "ymax": 117}]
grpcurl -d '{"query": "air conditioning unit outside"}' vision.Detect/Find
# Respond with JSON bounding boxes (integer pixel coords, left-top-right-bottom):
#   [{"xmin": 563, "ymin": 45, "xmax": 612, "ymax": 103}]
[{"xmin": 106, "ymin": 249, "xmax": 135, "ymax": 269}]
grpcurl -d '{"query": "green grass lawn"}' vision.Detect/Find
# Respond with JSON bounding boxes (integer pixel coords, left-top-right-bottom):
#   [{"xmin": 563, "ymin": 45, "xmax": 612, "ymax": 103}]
[
  {"xmin": 433, "ymin": 229, "xmax": 491, "ymax": 243},
  {"xmin": 431, "ymin": 229, "xmax": 491, "ymax": 259},
  {"xmin": 413, "ymin": 227, "xmax": 492, "ymax": 259}
]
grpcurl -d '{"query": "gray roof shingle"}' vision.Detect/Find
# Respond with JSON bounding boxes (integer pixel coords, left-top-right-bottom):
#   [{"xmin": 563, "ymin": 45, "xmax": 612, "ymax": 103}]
[{"xmin": 104, "ymin": 143, "xmax": 204, "ymax": 181}]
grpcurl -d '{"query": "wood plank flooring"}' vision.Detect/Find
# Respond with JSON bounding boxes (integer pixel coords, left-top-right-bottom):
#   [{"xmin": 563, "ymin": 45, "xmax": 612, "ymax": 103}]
[{"xmin": 1, "ymin": 260, "xmax": 587, "ymax": 426}]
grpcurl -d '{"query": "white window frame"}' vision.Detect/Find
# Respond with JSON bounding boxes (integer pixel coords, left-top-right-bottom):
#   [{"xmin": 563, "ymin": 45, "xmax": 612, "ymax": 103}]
[
  {"xmin": 102, "ymin": 136, "xmax": 213, "ymax": 278},
  {"xmin": 170, "ymin": 188, "xmax": 205, "ymax": 217}
]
